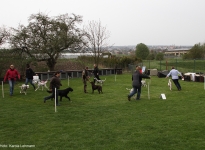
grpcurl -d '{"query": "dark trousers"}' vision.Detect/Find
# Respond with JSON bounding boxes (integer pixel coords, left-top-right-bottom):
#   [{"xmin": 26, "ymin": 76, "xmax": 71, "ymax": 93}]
[
  {"xmin": 44, "ymin": 87, "xmax": 59, "ymax": 104},
  {"xmin": 25, "ymin": 78, "xmax": 35, "ymax": 89},
  {"xmin": 172, "ymin": 79, "xmax": 181, "ymax": 90}
]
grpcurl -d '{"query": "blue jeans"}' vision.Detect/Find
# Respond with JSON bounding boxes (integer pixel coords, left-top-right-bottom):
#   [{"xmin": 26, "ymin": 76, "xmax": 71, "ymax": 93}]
[
  {"xmin": 128, "ymin": 86, "xmax": 141, "ymax": 100},
  {"xmin": 8, "ymin": 80, "xmax": 15, "ymax": 95},
  {"xmin": 25, "ymin": 78, "xmax": 36, "ymax": 89},
  {"xmin": 44, "ymin": 87, "xmax": 59, "ymax": 104}
]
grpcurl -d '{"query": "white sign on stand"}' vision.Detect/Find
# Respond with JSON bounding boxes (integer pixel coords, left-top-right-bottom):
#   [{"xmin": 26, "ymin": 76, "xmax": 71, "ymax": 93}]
[{"xmin": 160, "ymin": 93, "xmax": 166, "ymax": 100}]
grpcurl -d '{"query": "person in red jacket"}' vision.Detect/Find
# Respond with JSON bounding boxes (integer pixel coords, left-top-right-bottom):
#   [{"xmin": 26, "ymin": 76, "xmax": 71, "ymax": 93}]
[{"xmin": 4, "ymin": 64, "xmax": 20, "ymax": 96}]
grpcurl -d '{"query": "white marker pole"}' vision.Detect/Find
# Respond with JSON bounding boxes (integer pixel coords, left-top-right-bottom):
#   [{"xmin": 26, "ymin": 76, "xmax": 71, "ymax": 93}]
[
  {"xmin": 68, "ymin": 75, "xmax": 69, "ymax": 87},
  {"xmin": 2, "ymin": 81, "xmax": 4, "ymax": 98},
  {"xmin": 204, "ymin": 76, "xmax": 205, "ymax": 90},
  {"xmin": 55, "ymin": 88, "xmax": 57, "ymax": 112},
  {"xmin": 148, "ymin": 82, "xmax": 150, "ymax": 99}
]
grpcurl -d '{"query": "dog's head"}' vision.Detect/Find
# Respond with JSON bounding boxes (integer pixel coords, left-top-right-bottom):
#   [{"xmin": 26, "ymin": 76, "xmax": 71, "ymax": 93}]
[
  {"xmin": 68, "ymin": 87, "xmax": 73, "ymax": 92},
  {"xmin": 90, "ymin": 81, "xmax": 95, "ymax": 85}
]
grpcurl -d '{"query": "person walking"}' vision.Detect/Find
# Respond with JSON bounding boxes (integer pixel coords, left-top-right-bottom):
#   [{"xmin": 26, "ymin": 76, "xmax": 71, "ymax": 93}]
[
  {"xmin": 25, "ymin": 64, "xmax": 36, "ymax": 90},
  {"xmin": 82, "ymin": 66, "xmax": 90, "ymax": 93},
  {"xmin": 93, "ymin": 64, "xmax": 101, "ymax": 83},
  {"xmin": 128, "ymin": 66, "xmax": 150, "ymax": 101},
  {"xmin": 166, "ymin": 66, "xmax": 184, "ymax": 91},
  {"xmin": 44, "ymin": 71, "xmax": 62, "ymax": 106},
  {"xmin": 3, "ymin": 64, "xmax": 20, "ymax": 96}
]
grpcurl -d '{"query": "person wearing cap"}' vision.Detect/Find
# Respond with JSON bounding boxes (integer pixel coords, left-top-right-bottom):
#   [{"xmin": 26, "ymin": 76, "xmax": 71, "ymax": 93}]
[
  {"xmin": 82, "ymin": 66, "xmax": 90, "ymax": 93},
  {"xmin": 25, "ymin": 64, "xmax": 36, "ymax": 90},
  {"xmin": 166, "ymin": 66, "xmax": 184, "ymax": 91},
  {"xmin": 3, "ymin": 64, "xmax": 20, "ymax": 96},
  {"xmin": 44, "ymin": 71, "xmax": 62, "ymax": 105},
  {"xmin": 128, "ymin": 66, "xmax": 150, "ymax": 101}
]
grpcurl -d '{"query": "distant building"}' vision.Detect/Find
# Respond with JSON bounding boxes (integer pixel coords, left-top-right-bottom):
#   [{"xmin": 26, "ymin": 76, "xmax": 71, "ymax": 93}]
[{"xmin": 164, "ymin": 48, "xmax": 190, "ymax": 56}]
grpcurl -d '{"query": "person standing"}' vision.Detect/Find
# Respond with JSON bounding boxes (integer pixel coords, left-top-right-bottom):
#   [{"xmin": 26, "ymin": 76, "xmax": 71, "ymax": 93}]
[
  {"xmin": 44, "ymin": 71, "xmax": 62, "ymax": 106},
  {"xmin": 25, "ymin": 64, "xmax": 36, "ymax": 90},
  {"xmin": 93, "ymin": 64, "xmax": 101, "ymax": 83},
  {"xmin": 166, "ymin": 66, "xmax": 184, "ymax": 91},
  {"xmin": 82, "ymin": 66, "xmax": 89, "ymax": 93},
  {"xmin": 128, "ymin": 66, "xmax": 150, "ymax": 101},
  {"xmin": 3, "ymin": 64, "xmax": 20, "ymax": 96}
]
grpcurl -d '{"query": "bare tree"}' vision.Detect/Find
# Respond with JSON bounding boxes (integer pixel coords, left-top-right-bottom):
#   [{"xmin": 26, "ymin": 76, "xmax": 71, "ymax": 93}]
[
  {"xmin": 0, "ymin": 26, "xmax": 10, "ymax": 46},
  {"xmin": 84, "ymin": 20, "xmax": 110, "ymax": 65}
]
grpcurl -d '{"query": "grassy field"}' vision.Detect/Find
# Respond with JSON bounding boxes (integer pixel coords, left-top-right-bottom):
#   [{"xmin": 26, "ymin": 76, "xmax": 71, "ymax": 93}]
[{"xmin": 1, "ymin": 73, "xmax": 205, "ymax": 150}]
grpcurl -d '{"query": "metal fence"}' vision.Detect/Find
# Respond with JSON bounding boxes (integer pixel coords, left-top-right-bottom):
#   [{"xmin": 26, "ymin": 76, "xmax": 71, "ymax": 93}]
[{"xmin": 128, "ymin": 59, "xmax": 205, "ymax": 74}]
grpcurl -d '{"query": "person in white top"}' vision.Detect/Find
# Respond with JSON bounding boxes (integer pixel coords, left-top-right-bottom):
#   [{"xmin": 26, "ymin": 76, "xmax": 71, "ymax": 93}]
[{"xmin": 166, "ymin": 66, "xmax": 184, "ymax": 91}]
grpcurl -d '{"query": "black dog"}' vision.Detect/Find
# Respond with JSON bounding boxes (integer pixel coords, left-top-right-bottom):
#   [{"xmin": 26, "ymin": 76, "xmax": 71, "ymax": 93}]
[
  {"xmin": 90, "ymin": 82, "xmax": 103, "ymax": 94},
  {"xmin": 47, "ymin": 87, "xmax": 73, "ymax": 101}
]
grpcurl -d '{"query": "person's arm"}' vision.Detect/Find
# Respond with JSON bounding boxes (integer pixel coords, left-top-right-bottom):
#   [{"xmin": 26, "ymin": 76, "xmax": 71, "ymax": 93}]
[
  {"xmin": 140, "ymin": 74, "xmax": 150, "ymax": 79},
  {"xmin": 166, "ymin": 71, "xmax": 171, "ymax": 78},
  {"xmin": 16, "ymin": 70, "xmax": 20, "ymax": 79},
  {"xmin": 3, "ymin": 71, "xmax": 8, "ymax": 82}
]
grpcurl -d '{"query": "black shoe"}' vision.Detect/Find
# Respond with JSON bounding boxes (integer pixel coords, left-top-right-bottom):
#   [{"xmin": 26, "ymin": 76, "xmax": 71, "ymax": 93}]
[
  {"xmin": 136, "ymin": 98, "xmax": 140, "ymax": 100},
  {"xmin": 56, "ymin": 103, "xmax": 60, "ymax": 106},
  {"xmin": 127, "ymin": 96, "xmax": 131, "ymax": 101}
]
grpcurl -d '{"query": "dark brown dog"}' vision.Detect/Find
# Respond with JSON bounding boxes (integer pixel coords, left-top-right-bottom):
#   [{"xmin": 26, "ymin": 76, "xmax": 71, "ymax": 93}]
[{"xmin": 90, "ymin": 82, "xmax": 103, "ymax": 94}]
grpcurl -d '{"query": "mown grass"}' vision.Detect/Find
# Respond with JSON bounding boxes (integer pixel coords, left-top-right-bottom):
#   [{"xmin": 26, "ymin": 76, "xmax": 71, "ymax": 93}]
[{"xmin": 1, "ymin": 73, "xmax": 205, "ymax": 150}]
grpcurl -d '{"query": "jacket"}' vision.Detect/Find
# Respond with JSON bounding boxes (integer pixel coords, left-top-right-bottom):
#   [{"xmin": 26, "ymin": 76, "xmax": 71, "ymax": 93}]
[
  {"xmin": 26, "ymin": 68, "xmax": 35, "ymax": 79},
  {"xmin": 49, "ymin": 76, "xmax": 62, "ymax": 89},
  {"xmin": 4, "ymin": 69, "xmax": 20, "ymax": 82},
  {"xmin": 132, "ymin": 70, "xmax": 150, "ymax": 87}
]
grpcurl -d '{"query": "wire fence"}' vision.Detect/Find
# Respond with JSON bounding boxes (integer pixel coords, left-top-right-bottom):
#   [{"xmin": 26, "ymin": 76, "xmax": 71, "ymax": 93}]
[{"xmin": 128, "ymin": 59, "xmax": 205, "ymax": 74}]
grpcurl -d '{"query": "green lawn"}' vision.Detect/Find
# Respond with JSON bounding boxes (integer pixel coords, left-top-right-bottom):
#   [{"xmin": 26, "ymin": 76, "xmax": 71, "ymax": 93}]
[{"xmin": 1, "ymin": 73, "xmax": 205, "ymax": 150}]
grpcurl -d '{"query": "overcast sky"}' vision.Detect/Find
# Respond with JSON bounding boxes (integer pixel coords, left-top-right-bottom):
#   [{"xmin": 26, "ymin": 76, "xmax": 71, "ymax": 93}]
[{"xmin": 1, "ymin": 0, "xmax": 205, "ymax": 46}]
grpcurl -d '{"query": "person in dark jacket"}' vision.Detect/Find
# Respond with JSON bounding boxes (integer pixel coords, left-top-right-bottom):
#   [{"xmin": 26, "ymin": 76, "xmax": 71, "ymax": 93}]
[
  {"xmin": 25, "ymin": 64, "xmax": 36, "ymax": 90},
  {"xmin": 128, "ymin": 66, "xmax": 150, "ymax": 101},
  {"xmin": 93, "ymin": 64, "xmax": 101, "ymax": 83},
  {"xmin": 3, "ymin": 64, "xmax": 20, "ymax": 96},
  {"xmin": 82, "ymin": 66, "xmax": 90, "ymax": 93},
  {"xmin": 44, "ymin": 71, "xmax": 62, "ymax": 106}
]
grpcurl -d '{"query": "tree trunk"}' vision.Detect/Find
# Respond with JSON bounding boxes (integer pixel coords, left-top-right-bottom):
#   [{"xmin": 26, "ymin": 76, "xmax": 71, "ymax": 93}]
[{"xmin": 46, "ymin": 58, "xmax": 56, "ymax": 71}]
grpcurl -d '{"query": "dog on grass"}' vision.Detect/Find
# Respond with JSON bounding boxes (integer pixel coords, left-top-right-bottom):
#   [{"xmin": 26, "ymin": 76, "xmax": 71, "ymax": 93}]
[
  {"xmin": 90, "ymin": 81, "xmax": 103, "ymax": 94},
  {"xmin": 35, "ymin": 79, "xmax": 49, "ymax": 91},
  {"xmin": 168, "ymin": 79, "xmax": 172, "ymax": 91},
  {"xmin": 141, "ymin": 79, "xmax": 147, "ymax": 87},
  {"xmin": 47, "ymin": 87, "xmax": 73, "ymax": 101},
  {"xmin": 19, "ymin": 84, "xmax": 29, "ymax": 95}
]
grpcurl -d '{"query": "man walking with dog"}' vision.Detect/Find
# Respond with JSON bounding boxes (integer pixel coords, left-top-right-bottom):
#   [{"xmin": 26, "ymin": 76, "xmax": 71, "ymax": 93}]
[
  {"xmin": 93, "ymin": 64, "xmax": 101, "ymax": 84},
  {"xmin": 25, "ymin": 64, "xmax": 36, "ymax": 90},
  {"xmin": 128, "ymin": 66, "xmax": 150, "ymax": 101},
  {"xmin": 166, "ymin": 66, "xmax": 184, "ymax": 91},
  {"xmin": 3, "ymin": 64, "xmax": 20, "ymax": 96},
  {"xmin": 44, "ymin": 71, "xmax": 62, "ymax": 106},
  {"xmin": 82, "ymin": 66, "xmax": 90, "ymax": 93}
]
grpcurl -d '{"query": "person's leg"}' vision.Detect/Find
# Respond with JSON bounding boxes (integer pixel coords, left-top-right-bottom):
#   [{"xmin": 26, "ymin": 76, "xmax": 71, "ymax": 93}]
[
  {"xmin": 44, "ymin": 88, "xmax": 55, "ymax": 102},
  {"xmin": 83, "ymin": 79, "xmax": 87, "ymax": 93},
  {"xmin": 175, "ymin": 79, "xmax": 181, "ymax": 90},
  {"xmin": 25, "ymin": 78, "xmax": 29, "ymax": 85},
  {"xmin": 29, "ymin": 79, "xmax": 36, "ymax": 89},
  {"xmin": 8, "ymin": 80, "xmax": 13, "ymax": 96},
  {"xmin": 172, "ymin": 79, "xmax": 180, "ymax": 90},
  {"xmin": 96, "ymin": 75, "xmax": 100, "ymax": 80},
  {"xmin": 136, "ymin": 86, "xmax": 141, "ymax": 100},
  {"xmin": 128, "ymin": 86, "xmax": 137, "ymax": 100}
]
